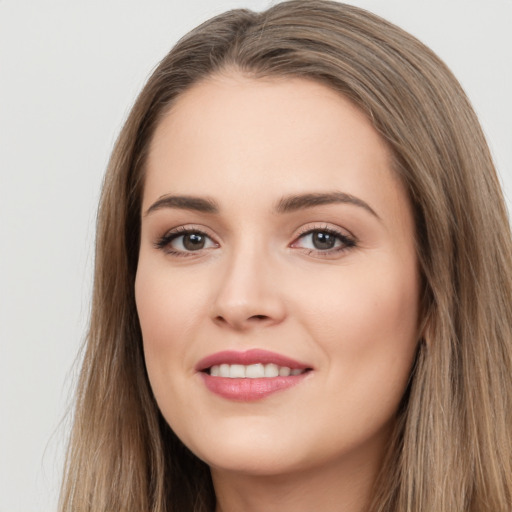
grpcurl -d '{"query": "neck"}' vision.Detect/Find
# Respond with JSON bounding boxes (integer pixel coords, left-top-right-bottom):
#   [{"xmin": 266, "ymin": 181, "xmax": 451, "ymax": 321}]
[{"xmin": 211, "ymin": 438, "xmax": 387, "ymax": 512}]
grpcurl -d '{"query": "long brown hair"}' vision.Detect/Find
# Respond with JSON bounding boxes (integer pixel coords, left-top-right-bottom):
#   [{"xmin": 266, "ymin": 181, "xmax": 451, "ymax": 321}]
[{"xmin": 59, "ymin": 2, "xmax": 512, "ymax": 510}]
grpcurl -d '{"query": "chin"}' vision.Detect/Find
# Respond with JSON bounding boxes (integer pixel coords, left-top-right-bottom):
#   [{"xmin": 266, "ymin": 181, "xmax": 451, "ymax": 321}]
[
  {"xmin": 178, "ymin": 420, "xmax": 312, "ymax": 477},
  {"xmin": 200, "ymin": 444, "xmax": 308, "ymax": 477}
]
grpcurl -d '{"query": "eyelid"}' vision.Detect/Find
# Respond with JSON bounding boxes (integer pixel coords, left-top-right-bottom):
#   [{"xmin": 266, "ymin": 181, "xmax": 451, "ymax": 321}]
[
  {"xmin": 295, "ymin": 222, "xmax": 353, "ymax": 237},
  {"xmin": 293, "ymin": 222, "xmax": 355, "ymax": 242}
]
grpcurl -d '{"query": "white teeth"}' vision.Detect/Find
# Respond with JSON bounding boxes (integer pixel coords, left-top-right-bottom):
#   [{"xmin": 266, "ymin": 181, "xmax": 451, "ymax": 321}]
[
  {"xmin": 246, "ymin": 363, "xmax": 265, "ymax": 378},
  {"xmin": 229, "ymin": 364, "xmax": 245, "ymax": 378},
  {"xmin": 264, "ymin": 363, "xmax": 279, "ymax": 377},
  {"xmin": 208, "ymin": 363, "xmax": 306, "ymax": 378}
]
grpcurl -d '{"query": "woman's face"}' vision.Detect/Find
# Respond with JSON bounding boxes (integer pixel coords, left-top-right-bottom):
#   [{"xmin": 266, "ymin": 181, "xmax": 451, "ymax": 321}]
[{"xmin": 136, "ymin": 74, "xmax": 420, "ymax": 479}]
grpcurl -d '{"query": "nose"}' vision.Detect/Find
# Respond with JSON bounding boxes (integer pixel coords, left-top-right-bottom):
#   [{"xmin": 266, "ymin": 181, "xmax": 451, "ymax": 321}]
[{"xmin": 210, "ymin": 246, "xmax": 287, "ymax": 331}]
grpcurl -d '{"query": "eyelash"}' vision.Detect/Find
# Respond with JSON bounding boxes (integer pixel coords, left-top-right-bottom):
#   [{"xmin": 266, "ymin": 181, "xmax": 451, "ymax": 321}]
[{"xmin": 154, "ymin": 225, "xmax": 357, "ymax": 258}]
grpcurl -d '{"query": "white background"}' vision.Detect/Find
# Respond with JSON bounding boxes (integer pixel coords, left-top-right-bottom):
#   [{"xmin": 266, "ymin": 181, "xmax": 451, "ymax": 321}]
[{"xmin": 0, "ymin": 1, "xmax": 510, "ymax": 510}]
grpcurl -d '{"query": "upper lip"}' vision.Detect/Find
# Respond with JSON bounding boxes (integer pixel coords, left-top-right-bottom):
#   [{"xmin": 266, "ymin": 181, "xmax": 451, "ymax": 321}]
[{"xmin": 195, "ymin": 349, "xmax": 312, "ymax": 372}]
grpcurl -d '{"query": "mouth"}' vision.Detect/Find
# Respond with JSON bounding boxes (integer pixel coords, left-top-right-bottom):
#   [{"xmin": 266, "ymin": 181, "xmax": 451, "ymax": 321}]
[
  {"xmin": 205, "ymin": 363, "xmax": 309, "ymax": 378},
  {"xmin": 196, "ymin": 349, "xmax": 313, "ymax": 401}
]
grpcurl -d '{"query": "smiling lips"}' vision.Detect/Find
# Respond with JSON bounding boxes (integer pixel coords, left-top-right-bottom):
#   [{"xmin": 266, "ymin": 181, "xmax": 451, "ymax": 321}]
[{"xmin": 196, "ymin": 349, "xmax": 312, "ymax": 401}]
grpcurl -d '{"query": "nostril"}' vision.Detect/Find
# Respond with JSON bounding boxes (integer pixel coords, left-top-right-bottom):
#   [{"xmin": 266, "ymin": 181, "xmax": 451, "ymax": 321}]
[{"xmin": 212, "ymin": 307, "xmax": 283, "ymax": 329}]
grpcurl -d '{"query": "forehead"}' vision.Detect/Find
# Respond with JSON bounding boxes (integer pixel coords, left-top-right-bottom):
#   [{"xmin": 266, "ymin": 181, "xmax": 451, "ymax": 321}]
[
  {"xmin": 148, "ymin": 74, "xmax": 391, "ymax": 170},
  {"xmin": 144, "ymin": 73, "xmax": 407, "ymax": 222}
]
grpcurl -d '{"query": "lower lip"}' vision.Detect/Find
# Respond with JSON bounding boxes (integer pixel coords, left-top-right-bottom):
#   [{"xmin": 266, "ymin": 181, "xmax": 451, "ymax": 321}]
[{"xmin": 200, "ymin": 373, "xmax": 310, "ymax": 401}]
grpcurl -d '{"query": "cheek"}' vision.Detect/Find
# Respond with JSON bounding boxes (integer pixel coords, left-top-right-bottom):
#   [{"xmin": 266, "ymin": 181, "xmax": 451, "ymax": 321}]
[
  {"xmin": 135, "ymin": 262, "xmax": 205, "ymax": 372},
  {"xmin": 300, "ymin": 258, "xmax": 418, "ymax": 330},
  {"xmin": 300, "ymin": 255, "xmax": 420, "ymax": 393},
  {"xmin": 287, "ymin": 258, "xmax": 420, "ymax": 452},
  {"xmin": 134, "ymin": 262, "xmax": 210, "ymax": 428}
]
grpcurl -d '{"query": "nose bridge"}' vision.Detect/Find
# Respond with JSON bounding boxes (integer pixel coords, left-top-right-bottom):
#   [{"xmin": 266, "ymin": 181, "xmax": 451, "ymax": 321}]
[{"xmin": 211, "ymin": 236, "xmax": 285, "ymax": 329}]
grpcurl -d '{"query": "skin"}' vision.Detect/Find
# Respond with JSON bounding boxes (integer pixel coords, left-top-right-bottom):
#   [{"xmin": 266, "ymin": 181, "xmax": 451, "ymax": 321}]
[{"xmin": 135, "ymin": 73, "xmax": 421, "ymax": 512}]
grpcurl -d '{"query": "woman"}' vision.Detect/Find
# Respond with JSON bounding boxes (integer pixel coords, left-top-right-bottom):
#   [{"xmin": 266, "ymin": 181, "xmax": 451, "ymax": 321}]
[{"xmin": 59, "ymin": 1, "xmax": 512, "ymax": 511}]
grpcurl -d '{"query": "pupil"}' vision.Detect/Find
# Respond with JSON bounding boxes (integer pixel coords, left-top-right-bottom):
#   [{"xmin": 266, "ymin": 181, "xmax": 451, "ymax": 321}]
[
  {"xmin": 313, "ymin": 231, "xmax": 335, "ymax": 250},
  {"xmin": 183, "ymin": 233, "xmax": 205, "ymax": 250}
]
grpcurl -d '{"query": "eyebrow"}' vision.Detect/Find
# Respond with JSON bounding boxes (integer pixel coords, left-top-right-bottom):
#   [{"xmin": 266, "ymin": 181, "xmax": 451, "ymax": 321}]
[
  {"xmin": 145, "ymin": 195, "xmax": 219, "ymax": 216},
  {"xmin": 274, "ymin": 192, "xmax": 380, "ymax": 219},
  {"xmin": 144, "ymin": 191, "xmax": 379, "ymax": 219}
]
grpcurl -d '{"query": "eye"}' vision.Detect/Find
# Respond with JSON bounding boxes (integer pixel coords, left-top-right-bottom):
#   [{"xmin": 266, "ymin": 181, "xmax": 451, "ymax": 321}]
[
  {"xmin": 154, "ymin": 228, "xmax": 218, "ymax": 256},
  {"xmin": 302, "ymin": 231, "xmax": 339, "ymax": 250},
  {"xmin": 291, "ymin": 227, "xmax": 356, "ymax": 255}
]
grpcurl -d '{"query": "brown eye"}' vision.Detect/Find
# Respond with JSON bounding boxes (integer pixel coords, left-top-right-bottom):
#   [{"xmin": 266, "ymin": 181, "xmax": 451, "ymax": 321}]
[
  {"xmin": 311, "ymin": 231, "xmax": 336, "ymax": 250},
  {"xmin": 155, "ymin": 229, "xmax": 218, "ymax": 254},
  {"xmin": 292, "ymin": 228, "xmax": 356, "ymax": 255},
  {"xmin": 182, "ymin": 232, "xmax": 206, "ymax": 251}
]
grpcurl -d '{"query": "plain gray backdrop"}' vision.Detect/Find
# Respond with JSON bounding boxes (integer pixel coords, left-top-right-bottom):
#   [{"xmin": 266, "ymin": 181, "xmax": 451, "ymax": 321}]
[{"xmin": 1, "ymin": 1, "xmax": 511, "ymax": 510}]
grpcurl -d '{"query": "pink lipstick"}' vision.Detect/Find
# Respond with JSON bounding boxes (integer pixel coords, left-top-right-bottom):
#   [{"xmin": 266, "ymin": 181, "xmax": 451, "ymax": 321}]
[{"xmin": 196, "ymin": 349, "xmax": 312, "ymax": 401}]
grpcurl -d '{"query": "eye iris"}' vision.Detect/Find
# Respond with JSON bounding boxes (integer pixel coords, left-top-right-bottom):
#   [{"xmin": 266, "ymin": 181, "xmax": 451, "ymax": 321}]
[
  {"xmin": 183, "ymin": 233, "xmax": 205, "ymax": 250},
  {"xmin": 313, "ymin": 231, "xmax": 336, "ymax": 250}
]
